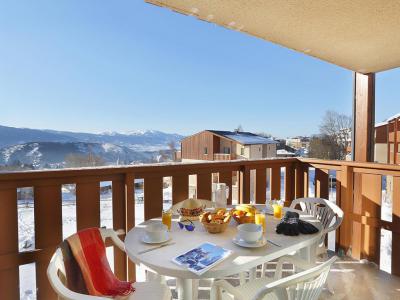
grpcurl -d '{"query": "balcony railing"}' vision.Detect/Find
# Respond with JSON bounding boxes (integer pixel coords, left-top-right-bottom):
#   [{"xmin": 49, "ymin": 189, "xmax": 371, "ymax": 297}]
[
  {"xmin": 213, "ymin": 153, "xmax": 232, "ymax": 161},
  {"xmin": 1, "ymin": 157, "xmax": 400, "ymax": 299}
]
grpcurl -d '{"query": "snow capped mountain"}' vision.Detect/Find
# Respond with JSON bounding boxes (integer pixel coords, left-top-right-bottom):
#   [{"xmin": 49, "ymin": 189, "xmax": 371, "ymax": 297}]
[
  {"xmin": 0, "ymin": 142, "xmax": 152, "ymax": 168},
  {"xmin": 0, "ymin": 125, "xmax": 184, "ymax": 150},
  {"xmin": 0, "ymin": 125, "xmax": 184, "ymax": 169},
  {"xmin": 0, "ymin": 125, "xmax": 79, "ymax": 149}
]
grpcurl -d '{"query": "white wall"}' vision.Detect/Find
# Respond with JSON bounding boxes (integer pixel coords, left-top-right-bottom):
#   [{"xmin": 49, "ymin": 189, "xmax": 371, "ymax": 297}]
[
  {"xmin": 263, "ymin": 144, "xmax": 277, "ymax": 158},
  {"xmin": 375, "ymin": 143, "xmax": 388, "ymax": 164},
  {"xmin": 249, "ymin": 145, "xmax": 263, "ymax": 159}
]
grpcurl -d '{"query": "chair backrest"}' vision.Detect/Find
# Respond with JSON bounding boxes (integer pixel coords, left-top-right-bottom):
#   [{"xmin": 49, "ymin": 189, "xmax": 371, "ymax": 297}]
[
  {"xmin": 290, "ymin": 198, "xmax": 344, "ymax": 240},
  {"xmin": 47, "ymin": 229, "xmax": 125, "ymax": 300},
  {"xmin": 253, "ymin": 256, "xmax": 337, "ymax": 300}
]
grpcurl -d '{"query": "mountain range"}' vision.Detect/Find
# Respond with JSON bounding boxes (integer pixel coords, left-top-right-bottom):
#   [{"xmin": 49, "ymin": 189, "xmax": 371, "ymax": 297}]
[{"xmin": 0, "ymin": 125, "xmax": 184, "ymax": 168}]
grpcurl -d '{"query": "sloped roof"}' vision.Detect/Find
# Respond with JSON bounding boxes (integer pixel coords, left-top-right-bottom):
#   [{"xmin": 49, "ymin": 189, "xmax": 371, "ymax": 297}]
[
  {"xmin": 146, "ymin": 0, "xmax": 400, "ymax": 73},
  {"xmin": 207, "ymin": 130, "xmax": 277, "ymax": 145},
  {"xmin": 375, "ymin": 113, "xmax": 400, "ymax": 127}
]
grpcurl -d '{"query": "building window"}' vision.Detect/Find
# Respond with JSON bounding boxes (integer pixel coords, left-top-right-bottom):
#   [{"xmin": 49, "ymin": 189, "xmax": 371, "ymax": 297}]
[
  {"xmin": 204, "ymin": 147, "xmax": 208, "ymax": 155},
  {"xmin": 224, "ymin": 147, "xmax": 231, "ymax": 154},
  {"xmin": 240, "ymin": 147, "xmax": 244, "ymax": 155},
  {"xmin": 259, "ymin": 147, "xmax": 261, "ymax": 152}
]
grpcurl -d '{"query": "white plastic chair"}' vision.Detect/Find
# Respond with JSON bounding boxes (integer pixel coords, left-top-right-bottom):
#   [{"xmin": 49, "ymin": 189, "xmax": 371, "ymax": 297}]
[
  {"xmin": 290, "ymin": 197, "xmax": 344, "ymax": 256},
  {"xmin": 211, "ymin": 256, "xmax": 337, "ymax": 300},
  {"xmin": 47, "ymin": 228, "xmax": 172, "ymax": 300}
]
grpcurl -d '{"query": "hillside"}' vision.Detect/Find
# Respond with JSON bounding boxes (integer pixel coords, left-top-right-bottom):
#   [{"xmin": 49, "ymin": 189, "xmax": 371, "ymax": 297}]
[{"xmin": 0, "ymin": 141, "xmax": 153, "ymax": 168}]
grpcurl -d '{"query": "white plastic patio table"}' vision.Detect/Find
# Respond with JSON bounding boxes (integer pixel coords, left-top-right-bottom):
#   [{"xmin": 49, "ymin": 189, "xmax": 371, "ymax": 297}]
[{"xmin": 125, "ymin": 207, "xmax": 321, "ymax": 300}]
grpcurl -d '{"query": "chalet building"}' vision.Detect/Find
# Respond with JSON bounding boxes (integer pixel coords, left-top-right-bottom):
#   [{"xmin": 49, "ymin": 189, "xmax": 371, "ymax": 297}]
[
  {"xmin": 285, "ymin": 136, "xmax": 310, "ymax": 150},
  {"xmin": 181, "ymin": 130, "xmax": 278, "ymax": 162},
  {"xmin": 375, "ymin": 114, "xmax": 400, "ymax": 164}
]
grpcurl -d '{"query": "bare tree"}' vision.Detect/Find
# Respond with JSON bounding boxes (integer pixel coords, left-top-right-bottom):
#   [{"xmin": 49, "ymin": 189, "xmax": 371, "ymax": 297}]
[
  {"xmin": 168, "ymin": 140, "xmax": 176, "ymax": 151},
  {"xmin": 309, "ymin": 111, "xmax": 352, "ymax": 160},
  {"xmin": 257, "ymin": 132, "xmax": 272, "ymax": 138},
  {"xmin": 308, "ymin": 135, "xmax": 334, "ymax": 159},
  {"xmin": 234, "ymin": 125, "xmax": 243, "ymax": 133},
  {"xmin": 157, "ymin": 149, "xmax": 170, "ymax": 162}
]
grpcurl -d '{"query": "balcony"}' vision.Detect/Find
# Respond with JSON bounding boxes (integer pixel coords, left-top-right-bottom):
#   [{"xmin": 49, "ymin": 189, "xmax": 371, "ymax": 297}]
[
  {"xmin": 1, "ymin": 157, "xmax": 400, "ymax": 299},
  {"xmin": 213, "ymin": 153, "xmax": 232, "ymax": 161}
]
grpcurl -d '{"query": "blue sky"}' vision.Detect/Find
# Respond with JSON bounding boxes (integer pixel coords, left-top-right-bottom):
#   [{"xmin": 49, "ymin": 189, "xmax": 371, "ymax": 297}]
[{"xmin": 0, "ymin": 1, "xmax": 399, "ymax": 138}]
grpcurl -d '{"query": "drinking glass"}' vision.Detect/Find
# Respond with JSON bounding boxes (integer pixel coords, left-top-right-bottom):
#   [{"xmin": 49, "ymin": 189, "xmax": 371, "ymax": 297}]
[
  {"xmin": 265, "ymin": 199, "xmax": 273, "ymax": 214},
  {"xmin": 162, "ymin": 209, "xmax": 172, "ymax": 230},
  {"xmin": 272, "ymin": 201, "xmax": 283, "ymax": 219},
  {"xmin": 255, "ymin": 213, "xmax": 266, "ymax": 232}
]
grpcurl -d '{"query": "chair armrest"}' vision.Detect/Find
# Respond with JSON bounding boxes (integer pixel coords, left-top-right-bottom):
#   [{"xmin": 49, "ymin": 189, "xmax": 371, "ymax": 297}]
[
  {"xmin": 324, "ymin": 217, "xmax": 342, "ymax": 234},
  {"xmin": 101, "ymin": 229, "xmax": 126, "ymax": 252}
]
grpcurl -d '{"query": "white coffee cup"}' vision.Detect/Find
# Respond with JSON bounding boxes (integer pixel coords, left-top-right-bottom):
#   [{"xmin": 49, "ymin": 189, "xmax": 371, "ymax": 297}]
[
  {"xmin": 237, "ymin": 223, "xmax": 263, "ymax": 244},
  {"xmin": 145, "ymin": 223, "xmax": 168, "ymax": 242}
]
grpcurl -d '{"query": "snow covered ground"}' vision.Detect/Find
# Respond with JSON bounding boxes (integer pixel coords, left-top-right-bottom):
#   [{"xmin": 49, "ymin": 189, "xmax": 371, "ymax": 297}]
[{"xmin": 18, "ymin": 174, "xmax": 394, "ymax": 299}]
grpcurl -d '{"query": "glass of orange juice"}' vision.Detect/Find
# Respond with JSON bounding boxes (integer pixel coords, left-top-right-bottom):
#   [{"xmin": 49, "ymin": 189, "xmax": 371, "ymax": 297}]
[
  {"xmin": 162, "ymin": 209, "xmax": 172, "ymax": 230},
  {"xmin": 255, "ymin": 213, "xmax": 266, "ymax": 232},
  {"xmin": 272, "ymin": 201, "xmax": 283, "ymax": 219}
]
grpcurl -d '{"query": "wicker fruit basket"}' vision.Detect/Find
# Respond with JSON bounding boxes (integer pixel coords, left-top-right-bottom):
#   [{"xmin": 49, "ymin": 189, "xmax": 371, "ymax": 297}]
[
  {"xmin": 232, "ymin": 214, "xmax": 255, "ymax": 224},
  {"xmin": 201, "ymin": 220, "xmax": 230, "ymax": 234},
  {"xmin": 200, "ymin": 209, "xmax": 231, "ymax": 234}
]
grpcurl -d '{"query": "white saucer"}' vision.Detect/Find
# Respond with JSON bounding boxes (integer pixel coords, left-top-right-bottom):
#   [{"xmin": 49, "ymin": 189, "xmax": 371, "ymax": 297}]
[
  {"xmin": 232, "ymin": 236, "xmax": 267, "ymax": 248},
  {"xmin": 141, "ymin": 232, "xmax": 171, "ymax": 244}
]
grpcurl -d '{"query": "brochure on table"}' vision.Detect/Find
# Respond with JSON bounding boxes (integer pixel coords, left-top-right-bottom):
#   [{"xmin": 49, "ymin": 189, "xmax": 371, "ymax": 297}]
[{"xmin": 172, "ymin": 242, "xmax": 232, "ymax": 275}]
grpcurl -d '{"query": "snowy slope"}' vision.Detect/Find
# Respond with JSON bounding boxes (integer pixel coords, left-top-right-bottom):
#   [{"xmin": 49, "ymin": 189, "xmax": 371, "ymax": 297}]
[
  {"xmin": 0, "ymin": 125, "xmax": 184, "ymax": 150},
  {"xmin": 0, "ymin": 142, "xmax": 152, "ymax": 168}
]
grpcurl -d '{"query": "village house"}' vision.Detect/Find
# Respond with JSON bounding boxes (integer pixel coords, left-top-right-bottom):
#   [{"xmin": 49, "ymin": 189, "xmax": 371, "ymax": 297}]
[{"xmin": 180, "ymin": 130, "xmax": 277, "ymax": 162}]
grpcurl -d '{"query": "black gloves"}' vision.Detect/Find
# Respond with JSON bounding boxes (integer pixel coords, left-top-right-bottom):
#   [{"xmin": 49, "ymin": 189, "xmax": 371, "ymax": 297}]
[
  {"xmin": 298, "ymin": 219, "xmax": 319, "ymax": 234},
  {"xmin": 276, "ymin": 211, "xmax": 300, "ymax": 236},
  {"xmin": 276, "ymin": 211, "xmax": 319, "ymax": 236}
]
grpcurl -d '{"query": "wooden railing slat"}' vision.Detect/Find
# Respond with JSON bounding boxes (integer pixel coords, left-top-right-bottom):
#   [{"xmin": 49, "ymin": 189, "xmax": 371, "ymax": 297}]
[
  {"xmin": 197, "ymin": 173, "xmax": 212, "ymax": 200},
  {"xmin": 285, "ymin": 164, "xmax": 295, "ymax": 205},
  {"xmin": 125, "ymin": 174, "xmax": 136, "ymax": 282},
  {"xmin": 0, "ymin": 188, "xmax": 19, "ymax": 299},
  {"xmin": 112, "ymin": 179, "xmax": 127, "ymax": 280},
  {"xmin": 76, "ymin": 182, "xmax": 100, "ymax": 230},
  {"xmin": 360, "ymin": 174, "xmax": 381, "ymax": 264},
  {"xmin": 255, "ymin": 168, "xmax": 266, "ymax": 204},
  {"xmin": 352, "ymin": 173, "xmax": 363, "ymax": 260},
  {"xmin": 172, "ymin": 175, "xmax": 189, "ymax": 204},
  {"xmin": 295, "ymin": 162, "xmax": 305, "ymax": 199},
  {"xmin": 315, "ymin": 168, "xmax": 329, "ymax": 199},
  {"xmin": 144, "ymin": 177, "xmax": 163, "ymax": 220},
  {"xmin": 239, "ymin": 167, "xmax": 251, "ymax": 204},
  {"xmin": 34, "ymin": 185, "xmax": 62, "ymax": 300},
  {"xmin": 270, "ymin": 167, "xmax": 281, "ymax": 200}
]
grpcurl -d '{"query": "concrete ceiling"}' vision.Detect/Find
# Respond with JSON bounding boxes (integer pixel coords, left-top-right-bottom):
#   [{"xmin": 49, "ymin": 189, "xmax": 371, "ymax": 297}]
[{"xmin": 145, "ymin": 0, "xmax": 400, "ymax": 73}]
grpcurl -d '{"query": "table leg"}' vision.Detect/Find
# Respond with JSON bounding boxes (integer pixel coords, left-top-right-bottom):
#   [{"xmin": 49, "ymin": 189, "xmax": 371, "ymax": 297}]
[
  {"xmin": 299, "ymin": 243, "xmax": 317, "ymax": 263},
  {"xmin": 176, "ymin": 278, "xmax": 193, "ymax": 300},
  {"xmin": 192, "ymin": 279, "xmax": 199, "ymax": 300},
  {"xmin": 249, "ymin": 267, "xmax": 257, "ymax": 280}
]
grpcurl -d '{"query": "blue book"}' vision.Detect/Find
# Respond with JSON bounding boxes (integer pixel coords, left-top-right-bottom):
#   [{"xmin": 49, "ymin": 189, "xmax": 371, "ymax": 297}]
[{"xmin": 172, "ymin": 242, "xmax": 232, "ymax": 275}]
